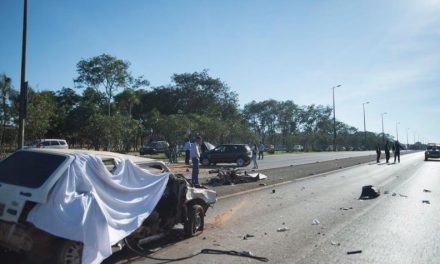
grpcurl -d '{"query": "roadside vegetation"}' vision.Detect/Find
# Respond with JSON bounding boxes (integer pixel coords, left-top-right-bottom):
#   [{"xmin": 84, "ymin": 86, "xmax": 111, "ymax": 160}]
[{"xmin": 0, "ymin": 54, "xmax": 405, "ymax": 154}]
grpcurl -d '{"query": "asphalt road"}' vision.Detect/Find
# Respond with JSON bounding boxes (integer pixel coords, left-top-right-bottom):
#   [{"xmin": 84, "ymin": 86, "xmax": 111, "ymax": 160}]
[
  {"xmin": 217, "ymin": 151, "xmax": 377, "ymax": 170},
  {"xmin": 124, "ymin": 152, "xmax": 440, "ymax": 264}
]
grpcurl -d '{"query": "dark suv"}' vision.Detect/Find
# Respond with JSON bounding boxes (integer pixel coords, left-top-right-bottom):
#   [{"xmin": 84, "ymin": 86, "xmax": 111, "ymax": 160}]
[
  {"xmin": 425, "ymin": 143, "xmax": 440, "ymax": 161},
  {"xmin": 200, "ymin": 144, "xmax": 252, "ymax": 167},
  {"xmin": 139, "ymin": 141, "xmax": 169, "ymax": 155}
]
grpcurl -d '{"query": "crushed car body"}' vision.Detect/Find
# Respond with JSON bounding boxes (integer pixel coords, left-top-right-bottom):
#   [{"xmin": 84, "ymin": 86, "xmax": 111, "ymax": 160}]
[{"xmin": 0, "ymin": 149, "xmax": 216, "ymax": 264}]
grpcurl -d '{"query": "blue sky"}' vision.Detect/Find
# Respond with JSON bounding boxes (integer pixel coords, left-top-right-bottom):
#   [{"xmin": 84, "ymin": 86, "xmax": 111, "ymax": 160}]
[{"xmin": 1, "ymin": 0, "xmax": 439, "ymax": 142}]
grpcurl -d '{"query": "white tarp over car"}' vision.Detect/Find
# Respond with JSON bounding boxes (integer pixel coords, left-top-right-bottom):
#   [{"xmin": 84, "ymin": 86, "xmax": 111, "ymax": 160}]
[{"xmin": 27, "ymin": 153, "xmax": 170, "ymax": 264}]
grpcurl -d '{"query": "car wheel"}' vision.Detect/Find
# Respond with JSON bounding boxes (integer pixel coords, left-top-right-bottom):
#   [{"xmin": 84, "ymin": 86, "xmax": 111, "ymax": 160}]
[
  {"xmin": 201, "ymin": 158, "xmax": 210, "ymax": 166},
  {"xmin": 56, "ymin": 240, "xmax": 83, "ymax": 264},
  {"xmin": 184, "ymin": 204, "xmax": 204, "ymax": 237},
  {"xmin": 236, "ymin": 157, "xmax": 245, "ymax": 167}
]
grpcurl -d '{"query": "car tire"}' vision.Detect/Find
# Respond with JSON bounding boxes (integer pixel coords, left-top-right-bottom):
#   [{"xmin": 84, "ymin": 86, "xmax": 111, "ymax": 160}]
[
  {"xmin": 236, "ymin": 157, "xmax": 245, "ymax": 167},
  {"xmin": 56, "ymin": 240, "xmax": 83, "ymax": 264},
  {"xmin": 184, "ymin": 204, "xmax": 204, "ymax": 237},
  {"xmin": 201, "ymin": 158, "xmax": 210, "ymax": 166}
]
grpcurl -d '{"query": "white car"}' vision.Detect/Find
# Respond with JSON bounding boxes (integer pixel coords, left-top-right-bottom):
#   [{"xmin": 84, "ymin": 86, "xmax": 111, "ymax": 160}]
[
  {"xmin": 0, "ymin": 149, "xmax": 216, "ymax": 264},
  {"xmin": 27, "ymin": 139, "xmax": 69, "ymax": 149}
]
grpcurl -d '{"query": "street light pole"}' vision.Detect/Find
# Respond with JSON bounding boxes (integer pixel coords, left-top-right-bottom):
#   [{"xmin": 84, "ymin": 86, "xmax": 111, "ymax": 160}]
[
  {"xmin": 332, "ymin": 85, "xmax": 341, "ymax": 151},
  {"xmin": 381, "ymin": 112, "xmax": 387, "ymax": 144},
  {"xmin": 362, "ymin": 102, "xmax": 369, "ymax": 148},
  {"xmin": 18, "ymin": 0, "xmax": 28, "ymax": 149},
  {"xmin": 396, "ymin": 122, "xmax": 400, "ymax": 141},
  {"xmin": 406, "ymin": 128, "xmax": 409, "ymax": 148}
]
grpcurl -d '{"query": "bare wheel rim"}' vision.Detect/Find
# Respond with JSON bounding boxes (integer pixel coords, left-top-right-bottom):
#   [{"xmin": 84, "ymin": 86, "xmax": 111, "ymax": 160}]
[
  {"xmin": 63, "ymin": 242, "xmax": 82, "ymax": 264},
  {"xmin": 194, "ymin": 209, "xmax": 202, "ymax": 231}
]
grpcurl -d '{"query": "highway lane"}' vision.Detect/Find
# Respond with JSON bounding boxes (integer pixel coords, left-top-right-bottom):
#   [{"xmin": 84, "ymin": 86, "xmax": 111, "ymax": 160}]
[
  {"xmin": 127, "ymin": 152, "xmax": 440, "ymax": 264},
  {"xmin": 223, "ymin": 151, "xmax": 376, "ymax": 170}
]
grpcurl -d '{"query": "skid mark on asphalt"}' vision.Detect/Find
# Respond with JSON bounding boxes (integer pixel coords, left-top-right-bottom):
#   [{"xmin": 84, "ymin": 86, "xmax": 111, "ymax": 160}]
[{"xmin": 206, "ymin": 199, "xmax": 248, "ymax": 227}]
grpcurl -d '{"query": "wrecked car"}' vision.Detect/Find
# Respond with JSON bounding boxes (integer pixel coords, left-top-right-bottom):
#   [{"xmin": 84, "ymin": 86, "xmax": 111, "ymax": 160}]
[{"xmin": 0, "ymin": 149, "xmax": 216, "ymax": 264}]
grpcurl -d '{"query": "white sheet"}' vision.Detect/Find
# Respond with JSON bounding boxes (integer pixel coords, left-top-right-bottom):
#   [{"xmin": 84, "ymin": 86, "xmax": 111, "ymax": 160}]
[{"xmin": 27, "ymin": 153, "xmax": 170, "ymax": 264}]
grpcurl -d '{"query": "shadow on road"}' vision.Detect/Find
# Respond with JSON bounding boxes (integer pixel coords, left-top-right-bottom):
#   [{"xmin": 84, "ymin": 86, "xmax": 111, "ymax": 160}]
[{"xmin": 103, "ymin": 229, "xmax": 190, "ymax": 264}]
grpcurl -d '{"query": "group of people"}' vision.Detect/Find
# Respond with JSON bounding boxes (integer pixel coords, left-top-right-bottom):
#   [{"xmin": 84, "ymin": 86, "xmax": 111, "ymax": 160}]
[
  {"xmin": 375, "ymin": 140, "xmax": 402, "ymax": 164},
  {"xmin": 167, "ymin": 142, "xmax": 179, "ymax": 163},
  {"xmin": 251, "ymin": 142, "xmax": 265, "ymax": 169}
]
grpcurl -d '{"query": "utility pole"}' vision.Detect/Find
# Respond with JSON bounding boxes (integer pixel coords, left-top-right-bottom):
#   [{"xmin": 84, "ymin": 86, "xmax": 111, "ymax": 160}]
[
  {"xmin": 406, "ymin": 128, "xmax": 409, "ymax": 148},
  {"xmin": 396, "ymin": 122, "xmax": 400, "ymax": 141},
  {"xmin": 362, "ymin": 102, "xmax": 369, "ymax": 148},
  {"xmin": 381, "ymin": 112, "xmax": 387, "ymax": 144},
  {"xmin": 332, "ymin": 85, "xmax": 341, "ymax": 151},
  {"xmin": 18, "ymin": 0, "xmax": 28, "ymax": 149}
]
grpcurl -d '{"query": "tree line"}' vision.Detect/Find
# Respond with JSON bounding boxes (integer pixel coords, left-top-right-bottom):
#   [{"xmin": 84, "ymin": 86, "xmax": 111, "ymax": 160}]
[{"xmin": 0, "ymin": 54, "xmax": 393, "ymax": 154}]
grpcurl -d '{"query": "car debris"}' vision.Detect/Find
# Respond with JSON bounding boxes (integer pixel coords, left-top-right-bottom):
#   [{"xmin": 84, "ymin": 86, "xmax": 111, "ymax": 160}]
[
  {"xmin": 277, "ymin": 227, "xmax": 290, "ymax": 232},
  {"xmin": 340, "ymin": 207, "xmax": 353, "ymax": 210},
  {"xmin": 243, "ymin": 234, "xmax": 255, "ymax": 240},
  {"xmin": 359, "ymin": 185, "xmax": 380, "ymax": 199},
  {"xmin": 272, "ymin": 189, "xmax": 276, "ymax": 194},
  {"xmin": 384, "ymin": 190, "xmax": 389, "ymax": 194},
  {"xmin": 423, "ymin": 189, "xmax": 432, "ymax": 193},
  {"xmin": 347, "ymin": 250, "xmax": 362, "ymax": 255},
  {"xmin": 312, "ymin": 219, "xmax": 320, "ymax": 225},
  {"xmin": 399, "ymin": 194, "xmax": 408, "ymax": 198},
  {"xmin": 392, "ymin": 193, "xmax": 397, "ymax": 196},
  {"xmin": 331, "ymin": 241, "xmax": 341, "ymax": 246},
  {"xmin": 207, "ymin": 168, "xmax": 268, "ymax": 186},
  {"xmin": 422, "ymin": 200, "xmax": 431, "ymax": 204}
]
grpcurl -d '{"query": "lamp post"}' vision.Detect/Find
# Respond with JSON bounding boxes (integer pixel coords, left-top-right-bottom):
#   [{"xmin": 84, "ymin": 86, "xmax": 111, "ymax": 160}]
[
  {"xmin": 362, "ymin": 102, "xmax": 369, "ymax": 148},
  {"xmin": 18, "ymin": 0, "xmax": 28, "ymax": 149},
  {"xmin": 332, "ymin": 85, "xmax": 341, "ymax": 151},
  {"xmin": 406, "ymin": 128, "xmax": 409, "ymax": 148},
  {"xmin": 381, "ymin": 112, "xmax": 387, "ymax": 144},
  {"xmin": 396, "ymin": 122, "xmax": 400, "ymax": 141}
]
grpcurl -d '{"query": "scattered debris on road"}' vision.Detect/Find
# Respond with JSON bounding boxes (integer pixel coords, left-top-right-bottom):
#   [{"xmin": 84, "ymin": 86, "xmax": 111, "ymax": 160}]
[
  {"xmin": 272, "ymin": 189, "xmax": 276, "ymax": 194},
  {"xmin": 347, "ymin": 250, "xmax": 362, "ymax": 255},
  {"xmin": 243, "ymin": 234, "xmax": 255, "ymax": 240},
  {"xmin": 359, "ymin": 185, "xmax": 380, "ymax": 199},
  {"xmin": 331, "ymin": 241, "xmax": 341, "ymax": 246},
  {"xmin": 399, "ymin": 194, "xmax": 408, "ymax": 198},
  {"xmin": 384, "ymin": 190, "xmax": 389, "ymax": 194},
  {"xmin": 312, "ymin": 219, "xmax": 320, "ymax": 225},
  {"xmin": 277, "ymin": 227, "xmax": 290, "ymax": 232},
  {"xmin": 423, "ymin": 189, "xmax": 432, "ymax": 193},
  {"xmin": 392, "ymin": 193, "xmax": 397, "ymax": 196},
  {"xmin": 422, "ymin": 200, "xmax": 431, "ymax": 204},
  {"xmin": 207, "ymin": 168, "xmax": 268, "ymax": 186},
  {"xmin": 340, "ymin": 207, "xmax": 353, "ymax": 210}
]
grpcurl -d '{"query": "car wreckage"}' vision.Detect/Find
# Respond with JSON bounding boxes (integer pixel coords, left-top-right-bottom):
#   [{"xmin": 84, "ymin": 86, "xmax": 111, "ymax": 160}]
[{"xmin": 0, "ymin": 149, "xmax": 216, "ymax": 264}]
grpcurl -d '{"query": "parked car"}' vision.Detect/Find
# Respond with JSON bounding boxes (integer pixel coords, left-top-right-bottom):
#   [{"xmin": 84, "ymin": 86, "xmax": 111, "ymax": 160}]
[
  {"xmin": 0, "ymin": 149, "xmax": 216, "ymax": 264},
  {"xmin": 425, "ymin": 143, "xmax": 440, "ymax": 161},
  {"xmin": 26, "ymin": 139, "xmax": 69, "ymax": 149},
  {"xmin": 139, "ymin": 141, "xmax": 169, "ymax": 155},
  {"xmin": 200, "ymin": 144, "xmax": 252, "ymax": 167},
  {"xmin": 292, "ymin": 145, "xmax": 304, "ymax": 151}
]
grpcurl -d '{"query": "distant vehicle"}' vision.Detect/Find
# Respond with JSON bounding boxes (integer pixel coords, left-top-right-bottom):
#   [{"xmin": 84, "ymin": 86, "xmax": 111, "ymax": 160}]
[
  {"xmin": 275, "ymin": 145, "xmax": 288, "ymax": 151},
  {"xmin": 200, "ymin": 144, "xmax": 252, "ymax": 167},
  {"xmin": 292, "ymin": 145, "xmax": 304, "ymax": 151},
  {"xmin": 139, "ymin": 141, "xmax": 169, "ymax": 155},
  {"xmin": 26, "ymin": 139, "xmax": 69, "ymax": 149},
  {"xmin": 425, "ymin": 143, "xmax": 440, "ymax": 161}
]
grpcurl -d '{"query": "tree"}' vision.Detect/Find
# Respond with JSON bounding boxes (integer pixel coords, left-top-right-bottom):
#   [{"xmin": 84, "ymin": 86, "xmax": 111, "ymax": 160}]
[
  {"xmin": 74, "ymin": 54, "xmax": 132, "ymax": 116},
  {"xmin": 0, "ymin": 74, "xmax": 15, "ymax": 149}
]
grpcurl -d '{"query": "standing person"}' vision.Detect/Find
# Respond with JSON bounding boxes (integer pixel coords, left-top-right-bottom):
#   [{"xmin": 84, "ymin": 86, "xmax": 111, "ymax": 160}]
[
  {"xmin": 190, "ymin": 136, "xmax": 202, "ymax": 185},
  {"xmin": 375, "ymin": 143, "xmax": 381, "ymax": 163},
  {"xmin": 172, "ymin": 142, "xmax": 178, "ymax": 163},
  {"xmin": 184, "ymin": 139, "xmax": 191, "ymax": 165},
  {"xmin": 258, "ymin": 142, "xmax": 265, "ymax": 160},
  {"xmin": 252, "ymin": 144, "xmax": 258, "ymax": 169},
  {"xmin": 168, "ymin": 142, "xmax": 174, "ymax": 163},
  {"xmin": 384, "ymin": 141, "xmax": 390, "ymax": 163},
  {"xmin": 394, "ymin": 141, "xmax": 401, "ymax": 163}
]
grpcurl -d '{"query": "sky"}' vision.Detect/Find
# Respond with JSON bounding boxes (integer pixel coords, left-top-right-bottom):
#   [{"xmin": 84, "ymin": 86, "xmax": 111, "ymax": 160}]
[{"xmin": 1, "ymin": 0, "xmax": 439, "ymax": 143}]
